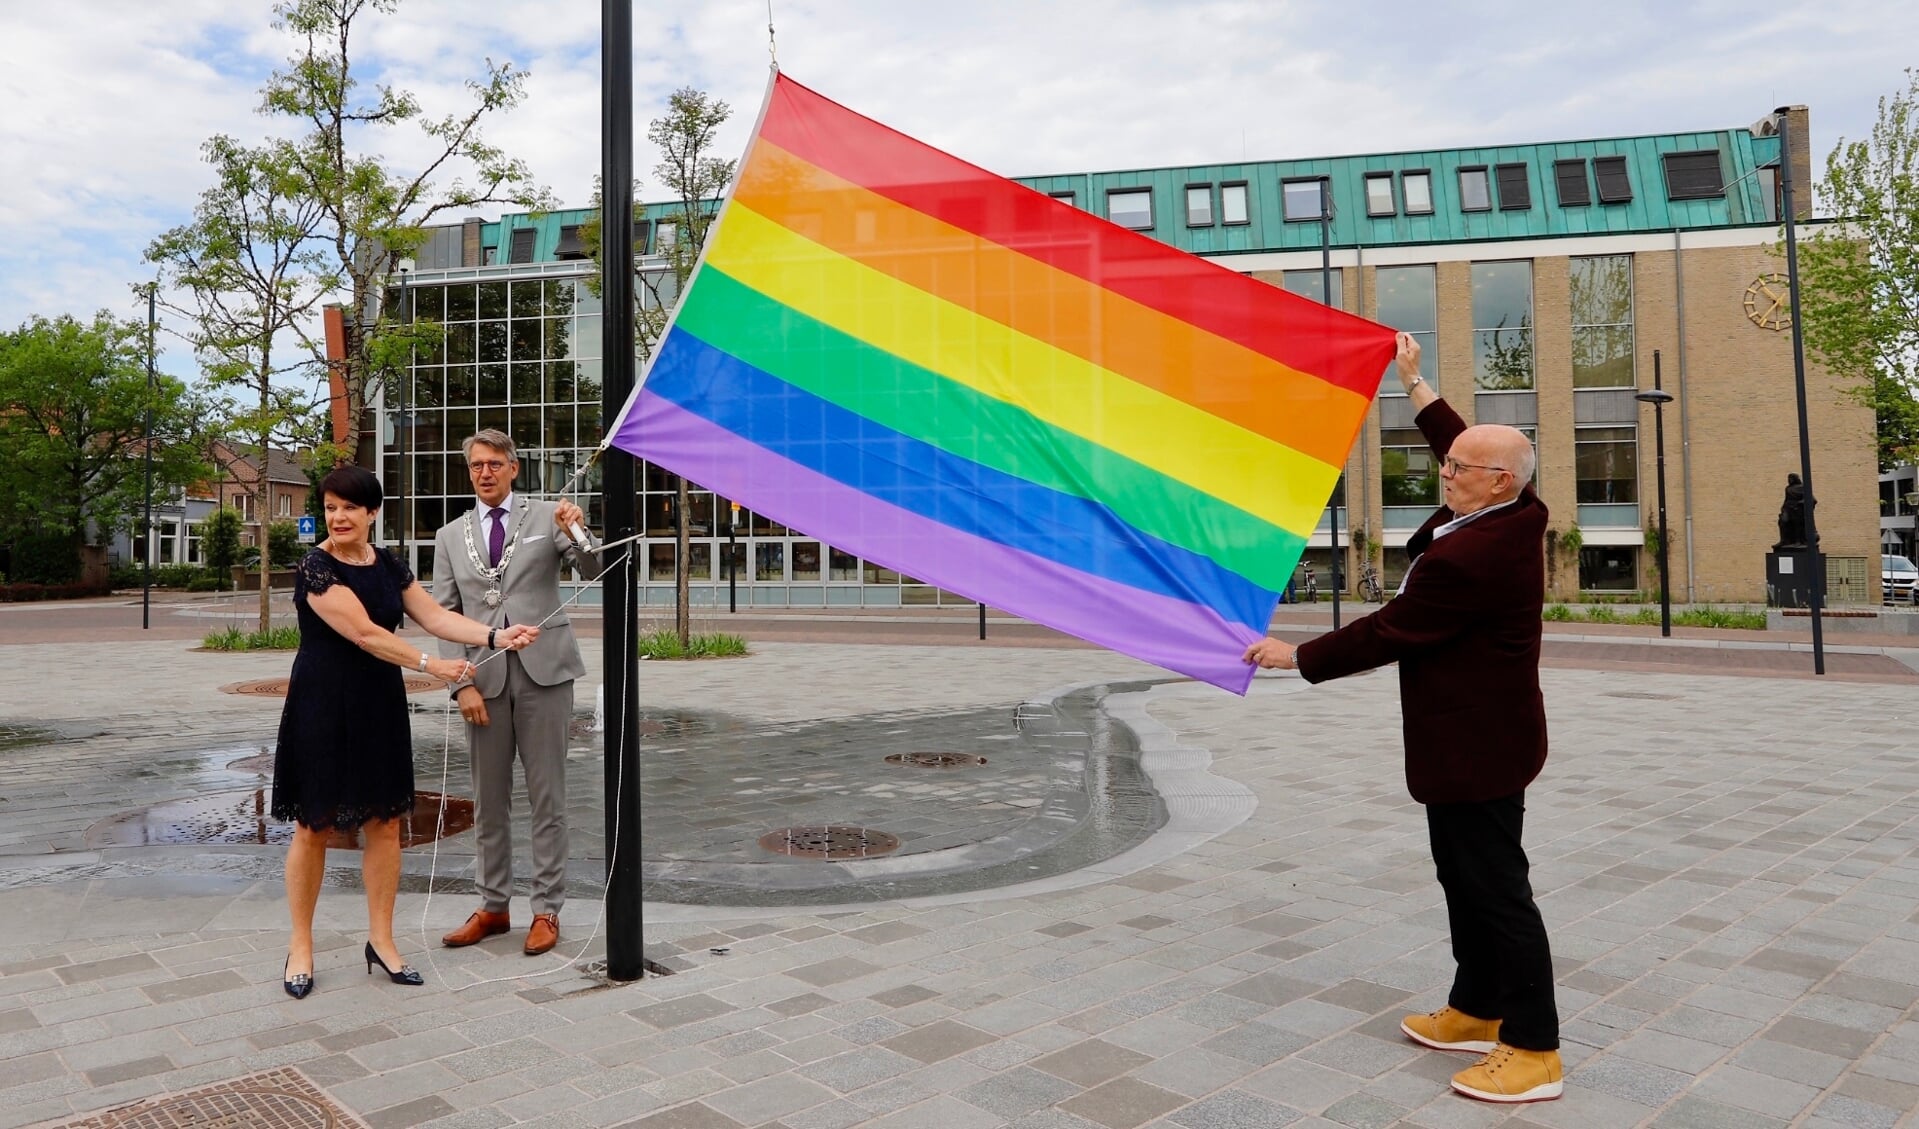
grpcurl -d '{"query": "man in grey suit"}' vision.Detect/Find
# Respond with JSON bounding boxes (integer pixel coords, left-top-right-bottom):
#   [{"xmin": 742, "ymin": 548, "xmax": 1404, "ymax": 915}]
[{"xmin": 435, "ymin": 429, "xmax": 599, "ymax": 956}]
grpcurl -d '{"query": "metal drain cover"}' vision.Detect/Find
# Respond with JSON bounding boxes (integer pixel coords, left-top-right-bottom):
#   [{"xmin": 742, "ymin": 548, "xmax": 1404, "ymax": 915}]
[
  {"xmin": 51, "ymin": 1066, "xmax": 364, "ymax": 1128},
  {"xmin": 759, "ymin": 825, "xmax": 901, "ymax": 859},
  {"xmin": 885, "ymin": 752, "xmax": 988, "ymax": 768},
  {"xmin": 221, "ymin": 676, "xmax": 444, "ymax": 697}
]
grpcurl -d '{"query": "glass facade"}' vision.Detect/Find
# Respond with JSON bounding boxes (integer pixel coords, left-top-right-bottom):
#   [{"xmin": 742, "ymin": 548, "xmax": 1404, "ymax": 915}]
[{"xmin": 383, "ymin": 266, "xmax": 982, "ymax": 607}]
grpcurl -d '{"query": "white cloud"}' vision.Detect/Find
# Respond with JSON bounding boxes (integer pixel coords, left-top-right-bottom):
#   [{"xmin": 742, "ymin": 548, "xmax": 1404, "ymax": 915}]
[{"xmin": 1, "ymin": 0, "xmax": 1910, "ymax": 378}]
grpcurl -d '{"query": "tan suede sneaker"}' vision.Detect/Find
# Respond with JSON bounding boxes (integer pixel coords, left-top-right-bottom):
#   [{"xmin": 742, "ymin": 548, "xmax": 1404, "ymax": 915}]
[
  {"xmin": 1450, "ymin": 1043, "xmax": 1564, "ymax": 1103},
  {"xmin": 1400, "ymin": 1006, "xmax": 1502, "ymax": 1053}
]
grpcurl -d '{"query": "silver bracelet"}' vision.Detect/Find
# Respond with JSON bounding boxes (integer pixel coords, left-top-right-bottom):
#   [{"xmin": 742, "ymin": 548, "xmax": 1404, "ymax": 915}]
[{"xmin": 418, "ymin": 653, "xmax": 429, "ymax": 672}]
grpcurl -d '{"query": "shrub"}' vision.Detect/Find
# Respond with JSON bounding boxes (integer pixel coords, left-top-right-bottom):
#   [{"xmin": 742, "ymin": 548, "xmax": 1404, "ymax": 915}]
[
  {"xmin": 186, "ymin": 574, "xmax": 223, "ymax": 592},
  {"xmin": 202, "ymin": 624, "xmax": 300, "ymax": 650},
  {"xmin": 9, "ymin": 531, "xmax": 80, "ymax": 584},
  {"xmin": 1542, "ymin": 603, "xmax": 1574, "ymax": 621},
  {"xmin": 268, "ymin": 521, "xmax": 303, "ymax": 568},
  {"xmin": 0, "ymin": 581, "xmax": 109, "ymax": 602},
  {"xmin": 634, "ymin": 629, "xmax": 749, "ymax": 659},
  {"xmin": 202, "ymin": 507, "xmax": 241, "ymax": 588}
]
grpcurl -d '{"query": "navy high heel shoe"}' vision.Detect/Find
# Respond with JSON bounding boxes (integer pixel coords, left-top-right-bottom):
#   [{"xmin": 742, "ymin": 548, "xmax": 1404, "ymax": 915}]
[
  {"xmin": 283, "ymin": 956, "xmax": 314, "ymax": 999},
  {"xmin": 364, "ymin": 941, "xmax": 423, "ymax": 985}
]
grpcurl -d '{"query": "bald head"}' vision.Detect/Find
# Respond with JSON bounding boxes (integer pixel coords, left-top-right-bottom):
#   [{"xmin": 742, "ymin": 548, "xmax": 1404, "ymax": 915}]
[{"xmin": 1441, "ymin": 425, "xmax": 1536, "ymax": 515}]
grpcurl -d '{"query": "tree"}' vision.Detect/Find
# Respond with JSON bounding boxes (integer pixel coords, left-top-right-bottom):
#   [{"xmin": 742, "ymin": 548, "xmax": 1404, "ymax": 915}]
[
  {"xmin": 203, "ymin": 506, "xmax": 243, "ymax": 590},
  {"xmin": 581, "ymin": 88, "xmax": 735, "ymax": 647},
  {"xmin": 0, "ymin": 313, "xmax": 207, "ymax": 572},
  {"xmin": 260, "ymin": 0, "xmax": 551, "ymax": 461},
  {"xmin": 1797, "ymin": 68, "xmax": 1919, "ymax": 469},
  {"xmin": 148, "ymin": 135, "xmax": 332, "ymax": 630}
]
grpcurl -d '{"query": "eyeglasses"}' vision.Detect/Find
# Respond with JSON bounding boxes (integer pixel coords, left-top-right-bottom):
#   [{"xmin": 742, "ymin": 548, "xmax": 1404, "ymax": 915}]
[
  {"xmin": 468, "ymin": 460, "xmax": 510, "ymax": 474},
  {"xmin": 1442, "ymin": 456, "xmax": 1507, "ymax": 476}
]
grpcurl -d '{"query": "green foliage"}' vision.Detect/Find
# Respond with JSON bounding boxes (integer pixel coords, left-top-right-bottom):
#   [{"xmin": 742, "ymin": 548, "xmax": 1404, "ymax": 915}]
[
  {"xmin": 634, "ymin": 629, "xmax": 748, "ymax": 660},
  {"xmin": 202, "ymin": 507, "xmax": 242, "ymax": 586},
  {"xmin": 256, "ymin": 0, "xmax": 553, "ymax": 458},
  {"xmin": 9, "ymin": 529, "xmax": 81, "ymax": 584},
  {"xmin": 202, "ymin": 624, "xmax": 301, "ymax": 650},
  {"xmin": 0, "ymin": 312, "xmax": 209, "ymax": 550},
  {"xmin": 268, "ymin": 520, "xmax": 303, "ymax": 567},
  {"xmin": 1796, "ymin": 69, "xmax": 1919, "ymax": 469},
  {"xmin": 1539, "ymin": 603, "xmax": 1765, "ymax": 630},
  {"xmin": 1559, "ymin": 525, "xmax": 1584, "ymax": 554}
]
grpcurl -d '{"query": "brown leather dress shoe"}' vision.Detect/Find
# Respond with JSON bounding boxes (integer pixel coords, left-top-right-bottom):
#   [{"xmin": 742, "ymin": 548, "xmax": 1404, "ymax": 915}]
[
  {"xmin": 442, "ymin": 909, "xmax": 511, "ymax": 948},
  {"xmin": 524, "ymin": 913, "xmax": 559, "ymax": 955}
]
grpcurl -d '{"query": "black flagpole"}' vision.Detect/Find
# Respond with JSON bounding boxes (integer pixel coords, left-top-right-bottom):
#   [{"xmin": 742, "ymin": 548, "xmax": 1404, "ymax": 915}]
[
  {"xmin": 1775, "ymin": 107, "xmax": 1824, "ymax": 676},
  {"xmin": 601, "ymin": 0, "xmax": 645, "ymax": 980}
]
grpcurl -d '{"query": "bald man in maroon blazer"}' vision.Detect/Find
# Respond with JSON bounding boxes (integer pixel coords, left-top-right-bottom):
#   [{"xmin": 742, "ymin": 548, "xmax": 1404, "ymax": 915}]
[{"xmin": 1245, "ymin": 334, "xmax": 1562, "ymax": 1105}]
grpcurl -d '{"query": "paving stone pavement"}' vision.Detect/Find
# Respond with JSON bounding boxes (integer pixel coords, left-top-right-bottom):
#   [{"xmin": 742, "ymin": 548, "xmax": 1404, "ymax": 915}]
[{"xmin": 2, "ymin": 600, "xmax": 1918, "ymax": 1128}]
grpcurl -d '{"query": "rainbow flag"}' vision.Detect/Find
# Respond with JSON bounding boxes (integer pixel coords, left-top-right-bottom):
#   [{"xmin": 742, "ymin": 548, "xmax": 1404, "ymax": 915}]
[{"xmin": 607, "ymin": 73, "xmax": 1396, "ymax": 692}]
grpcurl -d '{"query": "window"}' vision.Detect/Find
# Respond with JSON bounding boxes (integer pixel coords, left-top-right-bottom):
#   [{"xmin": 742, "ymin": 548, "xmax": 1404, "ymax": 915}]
[
  {"xmin": 655, "ymin": 221, "xmax": 677, "ymax": 251},
  {"xmin": 276, "ymin": 493, "xmax": 292, "ymax": 517},
  {"xmin": 1185, "ymin": 183, "xmax": 1214, "ymax": 227},
  {"xmin": 1364, "ymin": 172, "xmax": 1396, "ymax": 217},
  {"xmin": 1594, "ymin": 156, "xmax": 1632, "ymax": 203},
  {"xmin": 1663, "ymin": 150, "xmax": 1725, "ymax": 199},
  {"xmin": 1755, "ymin": 166, "xmax": 1779, "ymax": 221},
  {"xmin": 1579, "ymin": 547, "xmax": 1638, "ymax": 591},
  {"xmin": 1401, "ymin": 170, "xmax": 1434, "ymax": 214},
  {"xmin": 1575, "ymin": 426, "xmax": 1638, "ymax": 503},
  {"xmin": 1471, "ymin": 261, "xmax": 1533, "ymax": 390},
  {"xmin": 1554, "ymin": 159, "xmax": 1591, "ymax": 207},
  {"xmin": 1107, "ymin": 188, "xmax": 1153, "ymax": 230},
  {"xmin": 1282, "ymin": 269, "xmax": 1343, "ymax": 309},
  {"xmin": 554, "ymin": 225, "xmax": 587, "ymax": 259},
  {"xmin": 1458, "ymin": 167, "xmax": 1491, "ymax": 212},
  {"xmin": 1049, "ymin": 190, "xmax": 1076, "ymax": 207},
  {"xmin": 1220, "ymin": 182, "xmax": 1250, "ymax": 225},
  {"xmin": 1381, "ymin": 428, "xmax": 1439, "ymax": 507},
  {"xmin": 1570, "ymin": 255, "xmax": 1634, "ymax": 388},
  {"xmin": 508, "ymin": 227, "xmax": 536, "ymax": 264},
  {"xmin": 631, "ymin": 219, "xmax": 651, "ymax": 254},
  {"xmin": 1375, "ymin": 265, "xmax": 1437, "ymax": 391},
  {"xmin": 1495, "ymin": 163, "xmax": 1531, "ymax": 210},
  {"xmin": 1282, "ymin": 177, "xmax": 1330, "ymax": 221}
]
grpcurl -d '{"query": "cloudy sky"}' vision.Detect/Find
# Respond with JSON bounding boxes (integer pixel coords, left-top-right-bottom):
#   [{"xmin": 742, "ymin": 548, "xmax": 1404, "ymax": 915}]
[{"xmin": 1, "ymin": 0, "xmax": 1909, "ymax": 382}]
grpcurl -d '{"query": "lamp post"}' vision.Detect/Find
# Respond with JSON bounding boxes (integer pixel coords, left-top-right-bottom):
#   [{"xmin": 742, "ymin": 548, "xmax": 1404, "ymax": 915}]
[
  {"xmin": 1319, "ymin": 179, "xmax": 1342, "ymax": 630},
  {"xmin": 1774, "ymin": 106, "xmax": 1825, "ymax": 675},
  {"xmin": 142, "ymin": 283, "xmax": 156, "ymax": 630},
  {"xmin": 394, "ymin": 259, "xmax": 414, "ymax": 566},
  {"xmin": 1635, "ymin": 353, "xmax": 1674, "ymax": 637}
]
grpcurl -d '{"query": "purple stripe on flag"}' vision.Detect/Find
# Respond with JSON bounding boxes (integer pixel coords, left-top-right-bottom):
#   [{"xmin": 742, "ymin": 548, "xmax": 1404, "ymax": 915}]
[{"xmin": 615, "ymin": 392, "xmax": 1265, "ymax": 693}]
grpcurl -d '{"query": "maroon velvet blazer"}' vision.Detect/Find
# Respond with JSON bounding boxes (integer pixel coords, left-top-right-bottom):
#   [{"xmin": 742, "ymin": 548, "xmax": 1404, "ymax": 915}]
[{"xmin": 1296, "ymin": 399, "xmax": 1548, "ymax": 805}]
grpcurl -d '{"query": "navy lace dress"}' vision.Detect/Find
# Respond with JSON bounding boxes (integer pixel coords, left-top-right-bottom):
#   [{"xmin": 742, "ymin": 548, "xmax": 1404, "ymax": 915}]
[{"xmin": 270, "ymin": 548, "xmax": 417, "ymax": 831}]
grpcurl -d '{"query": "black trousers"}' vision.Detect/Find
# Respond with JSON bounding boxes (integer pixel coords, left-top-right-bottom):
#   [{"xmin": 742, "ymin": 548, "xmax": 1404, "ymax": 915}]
[{"xmin": 1427, "ymin": 792, "xmax": 1559, "ymax": 1050}]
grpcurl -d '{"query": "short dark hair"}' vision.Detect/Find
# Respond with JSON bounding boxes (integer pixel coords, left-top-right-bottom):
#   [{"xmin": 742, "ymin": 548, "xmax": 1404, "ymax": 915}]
[{"xmin": 320, "ymin": 464, "xmax": 383, "ymax": 512}]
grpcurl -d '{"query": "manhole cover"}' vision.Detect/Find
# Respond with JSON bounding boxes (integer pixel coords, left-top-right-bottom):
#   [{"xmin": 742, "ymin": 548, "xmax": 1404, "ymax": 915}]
[
  {"xmin": 84, "ymin": 790, "xmax": 475, "ymax": 849},
  {"xmin": 221, "ymin": 676, "xmax": 445, "ymax": 697},
  {"xmin": 885, "ymin": 752, "xmax": 989, "ymax": 768},
  {"xmin": 758, "ymin": 825, "xmax": 901, "ymax": 859},
  {"xmin": 52, "ymin": 1067, "xmax": 363, "ymax": 1128}
]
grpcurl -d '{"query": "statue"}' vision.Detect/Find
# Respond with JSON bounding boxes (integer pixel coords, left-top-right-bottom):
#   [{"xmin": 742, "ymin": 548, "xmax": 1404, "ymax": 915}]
[{"xmin": 1774, "ymin": 473, "xmax": 1813, "ymax": 550}]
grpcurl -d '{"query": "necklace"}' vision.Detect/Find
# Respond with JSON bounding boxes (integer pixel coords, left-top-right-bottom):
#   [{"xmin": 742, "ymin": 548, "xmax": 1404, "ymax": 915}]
[
  {"xmin": 460, "ymin": 509, "xmax": 519, "ymax": 607},
  {"xmin": 331, "ymin": 543, "xmax": 376, "ymax": 566}
]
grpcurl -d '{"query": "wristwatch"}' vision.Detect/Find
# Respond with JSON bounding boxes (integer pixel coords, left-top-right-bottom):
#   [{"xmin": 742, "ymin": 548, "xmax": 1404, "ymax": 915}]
[{"xmin": 487, "ymin": 628, "xmax": 497, "ymax": 650}]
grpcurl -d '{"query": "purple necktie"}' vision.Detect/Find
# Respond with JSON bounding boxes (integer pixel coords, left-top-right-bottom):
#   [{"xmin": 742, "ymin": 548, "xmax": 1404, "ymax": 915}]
[{"xmin": 487, "ymin": 507, "xmax": 506, "ymax": 567}]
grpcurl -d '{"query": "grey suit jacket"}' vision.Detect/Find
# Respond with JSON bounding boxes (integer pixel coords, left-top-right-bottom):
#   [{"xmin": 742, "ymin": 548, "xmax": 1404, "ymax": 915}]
[{"xmin": 434, "ymin": 497, "xmax": 601, "ymax": 698}]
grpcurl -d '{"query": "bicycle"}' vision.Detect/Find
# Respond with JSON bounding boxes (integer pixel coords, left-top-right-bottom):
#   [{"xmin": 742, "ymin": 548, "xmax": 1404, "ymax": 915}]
[
  {"xmin": 1298, "ymin": 563, "xmax": 1318, "ymax": 603},
  {"xmin": 1358, "ymin": 561, "xmax": 1385, "ymax": 603}
]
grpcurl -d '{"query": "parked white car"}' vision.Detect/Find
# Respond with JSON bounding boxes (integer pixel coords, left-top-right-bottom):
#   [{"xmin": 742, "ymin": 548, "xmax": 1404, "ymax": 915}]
[{"xmin": 1885, "ymin": 554, "xmax": 1918, "ymax": 605}]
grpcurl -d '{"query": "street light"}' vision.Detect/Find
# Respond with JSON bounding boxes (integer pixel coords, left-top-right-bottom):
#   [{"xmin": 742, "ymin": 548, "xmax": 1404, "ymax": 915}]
[
  {"xmin": 1635, "ymin": 352, "xmax": 1674, "ymax": 637},
  {"xmin": 1318, "ymin": 178, "xmax": 1342, "ymax": 630},
  {"xmin": 142, "ymin": 282, "xmax": 156, "ymax": 630},
  {"xmin": 394, "ymin": 259, "xmax": 414, "ymax": 565}
]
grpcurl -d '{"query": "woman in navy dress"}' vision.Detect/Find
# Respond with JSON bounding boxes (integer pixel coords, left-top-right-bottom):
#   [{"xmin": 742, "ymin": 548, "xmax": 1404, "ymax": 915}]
[{"xmin": 272, "ymin": 465, "xmax": 538, "ymax": 997}]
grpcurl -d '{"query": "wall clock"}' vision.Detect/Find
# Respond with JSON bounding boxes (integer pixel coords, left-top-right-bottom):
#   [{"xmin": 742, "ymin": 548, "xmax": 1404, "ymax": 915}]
[{"xmin": 1744, "ymin": 273, "xmax": 1791, "ymax": 330}]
